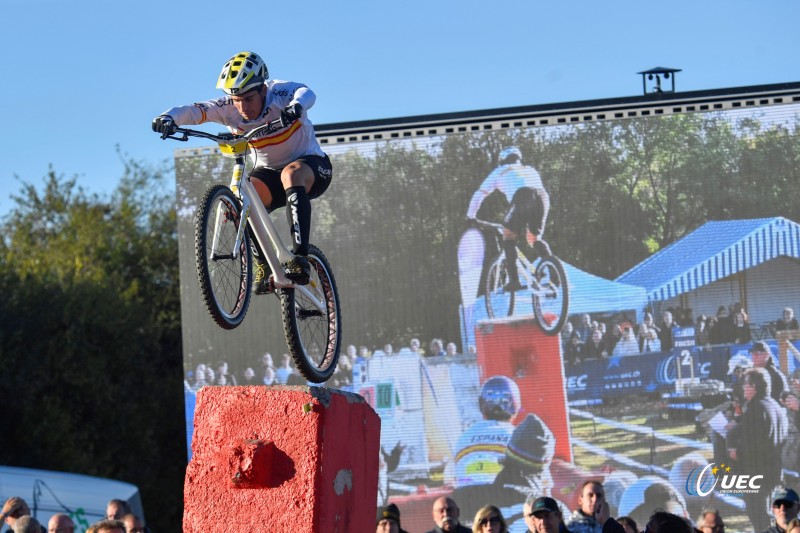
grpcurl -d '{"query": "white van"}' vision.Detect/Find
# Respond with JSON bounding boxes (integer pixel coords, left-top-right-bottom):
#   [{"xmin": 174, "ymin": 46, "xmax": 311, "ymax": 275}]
[{"xmin": 0, "ymin": 466, "xmax": 144, "ymax": 532}]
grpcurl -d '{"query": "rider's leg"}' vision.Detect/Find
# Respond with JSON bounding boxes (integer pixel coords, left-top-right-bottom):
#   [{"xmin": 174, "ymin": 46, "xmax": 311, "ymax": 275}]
[
  {"xmin": 501, "ymin": 237, "xmax": 524, "ymax": 291},
  {"xmin": 504, "ymin": 195, "xmax": 527, "ymax": 291},
  {"xmin": 528, "ymin": 188, "xmax": 552, "ymax": 258},
  {"xmin": 281, "ymin": 161, "xmax": 315, "ymax": 284},
  {"xmin": 531, "ymin": 189, "xmax": 553, "ymax": 257}
]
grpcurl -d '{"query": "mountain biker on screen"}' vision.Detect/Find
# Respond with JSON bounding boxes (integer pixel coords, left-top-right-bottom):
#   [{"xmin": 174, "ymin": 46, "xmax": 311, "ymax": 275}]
[
  {"xmin": 466, "ymin": 146, "xmax": 550, "ymax": 292},
  {"xmin": 152, "ymin": 51, "xmax": 332, "ymax": 291}
]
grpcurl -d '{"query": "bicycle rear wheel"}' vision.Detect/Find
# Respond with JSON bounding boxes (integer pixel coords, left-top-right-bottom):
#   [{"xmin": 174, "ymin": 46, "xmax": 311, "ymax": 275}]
[
  {"xmin": 195, "ymin": 185, "xmax": 252, "ymax": 330},
  {"xmin": 280, "ymin": 245, "xmax": 342, "ymax": 383},
  {"xmin": 532, "ymin": 256, "xmax": 569, "ymax": 335},
  {"xmin": 485, "ymin": 258, "xmax": 515, "ymax": 318}
]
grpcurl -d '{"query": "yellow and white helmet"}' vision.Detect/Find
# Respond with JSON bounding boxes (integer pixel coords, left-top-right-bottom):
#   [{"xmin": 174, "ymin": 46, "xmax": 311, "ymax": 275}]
[{"xmin": 216, "ymin": 51, "xmax": 268, "ymax": 95}]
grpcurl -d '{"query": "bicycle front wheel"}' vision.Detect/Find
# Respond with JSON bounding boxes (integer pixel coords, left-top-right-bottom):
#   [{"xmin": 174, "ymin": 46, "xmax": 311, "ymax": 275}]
[
  {"xmin": 532, "ymin": 256, "xmax": 569, "ymax": 335},
  {"xmin": 485, "ymin": 258, "xmax": 515, "ymax": 318},
  {"xmin": 195, "ymin": 185, "xmax": 252, "ymax": 330},
  {"xmin": 280, "ymin": 245, "xmax": 342, "ymax": 383}
]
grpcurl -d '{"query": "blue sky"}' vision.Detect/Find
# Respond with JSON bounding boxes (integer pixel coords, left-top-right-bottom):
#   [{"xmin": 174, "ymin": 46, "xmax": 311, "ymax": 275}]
[{"xmin": 1, "ymin": 0, "xmax": 798, "ymax": 216}]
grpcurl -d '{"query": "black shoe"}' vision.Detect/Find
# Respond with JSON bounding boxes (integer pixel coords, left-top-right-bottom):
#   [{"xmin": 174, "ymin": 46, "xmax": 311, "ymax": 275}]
[
  {"xmin": 252, "ymin": 258, "xmax": 272, "ymax": 295},
  {"xmin": 284, "ymin": 255, "xmax": 311, "ymax": 285}
]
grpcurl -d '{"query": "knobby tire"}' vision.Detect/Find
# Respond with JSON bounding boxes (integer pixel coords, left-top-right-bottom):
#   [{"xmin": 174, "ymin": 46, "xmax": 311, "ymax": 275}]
[
  {"xmin": 485, "ymin": 258, "xmax": 515, "ymax": 318},
  {"xmin": 194, "ymin": 185, "xmax": 252, "ymax": 330},
  {"xmin": 532, "ymin": 255, "xmax": 569, "ymax": 335},
  {"xmin": 280, "ymin": 245, "xmax": 342, "ymax": 383}
]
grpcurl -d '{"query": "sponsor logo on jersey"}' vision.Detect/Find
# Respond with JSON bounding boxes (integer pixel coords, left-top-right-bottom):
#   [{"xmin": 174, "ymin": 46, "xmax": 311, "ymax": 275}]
[{"xmin": 249, "ymin": 120, "xmax": 302, "ymax": 149}]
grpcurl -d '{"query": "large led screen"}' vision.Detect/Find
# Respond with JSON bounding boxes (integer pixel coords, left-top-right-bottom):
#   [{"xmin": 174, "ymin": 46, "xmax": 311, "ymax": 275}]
[{"xmin": 176, "ymin": 99, "xmax": 800, "ymax": 532}]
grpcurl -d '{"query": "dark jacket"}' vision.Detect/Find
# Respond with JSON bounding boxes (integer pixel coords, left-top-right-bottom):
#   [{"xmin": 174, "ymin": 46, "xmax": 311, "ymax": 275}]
[
  {"xmin": 729, "ymin": 394, "xmax": 788, "ymax": 480},
  {"xmin": 602, "ymin": 519, "xmax": 626, "ymax": 533},
  {"xmin": 765, "ymin": 362, "xmax": 789, "ymax": 403}
]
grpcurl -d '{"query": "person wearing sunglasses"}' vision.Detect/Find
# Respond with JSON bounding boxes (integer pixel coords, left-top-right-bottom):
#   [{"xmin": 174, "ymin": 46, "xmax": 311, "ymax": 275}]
[
  {"xmin": 472, "ymin": 505, "xmax": 507, "ymax": 533},
  {"xmin": 764, "ymin": 486, "xmax": 800, "ymax": 533}
]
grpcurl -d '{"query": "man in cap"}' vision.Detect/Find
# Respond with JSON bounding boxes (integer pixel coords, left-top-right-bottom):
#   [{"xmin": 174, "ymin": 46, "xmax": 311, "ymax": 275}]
[
  {"xmin": 762, "ymin": 486, "xmax": 799, "ymax": 533},
  {"xmin": 523, "ymin": 495, "xmax": 569, "ymax": 533},
  {"xmin": 376, "ymin": 503, "xmax": 410, "ymax": 533},
  {"xmin": 751, "ymin": 341, "xmax": 789, "ymax": 402}
]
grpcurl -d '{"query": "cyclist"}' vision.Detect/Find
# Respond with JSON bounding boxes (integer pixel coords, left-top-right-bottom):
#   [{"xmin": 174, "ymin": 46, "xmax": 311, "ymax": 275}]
[
  {"xmin": 466, "ymin": 146, "xmax": 550, "ymax": 291},
  {"xmin": 152, "ymin": 51, "xmax": 332, "ymax": 291}
]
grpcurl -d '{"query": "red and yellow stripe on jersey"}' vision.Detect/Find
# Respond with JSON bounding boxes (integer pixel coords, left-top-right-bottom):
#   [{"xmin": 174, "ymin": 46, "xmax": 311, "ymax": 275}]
[{"xmin": 249, "ymin": 120, "xmax": 302, "ymax": 149}]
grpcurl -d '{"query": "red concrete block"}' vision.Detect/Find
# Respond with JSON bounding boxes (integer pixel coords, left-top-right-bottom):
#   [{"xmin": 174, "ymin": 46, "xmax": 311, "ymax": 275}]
[
  {"xmin": 475, "ymin": 318, "xmax": 573, "ymax": 462},
  {"xmin": 184, "ymin": 386, "xmax": 381, "ymax": 532}
]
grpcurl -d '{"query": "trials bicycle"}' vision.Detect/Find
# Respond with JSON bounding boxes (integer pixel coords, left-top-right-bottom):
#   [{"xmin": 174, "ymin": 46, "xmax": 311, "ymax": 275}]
[
  {"xmin": 473, "ymin": 219, "xmax": 569, "ymax": 335},
  {"xmin": 160, "ymin": 118, "xmax": 341, "ymax": 383}
]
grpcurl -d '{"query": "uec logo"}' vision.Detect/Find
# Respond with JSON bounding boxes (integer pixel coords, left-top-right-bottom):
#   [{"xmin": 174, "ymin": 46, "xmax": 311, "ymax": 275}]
[{"xmin": 686, "ymin": 463, "xmax": 763, "ymax": 496}]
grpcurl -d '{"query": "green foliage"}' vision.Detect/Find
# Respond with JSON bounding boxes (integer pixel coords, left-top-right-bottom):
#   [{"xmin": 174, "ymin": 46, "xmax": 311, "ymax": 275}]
[{"xmin": 0, "ymin": 158, "xmax": 184, "ymax": 531}]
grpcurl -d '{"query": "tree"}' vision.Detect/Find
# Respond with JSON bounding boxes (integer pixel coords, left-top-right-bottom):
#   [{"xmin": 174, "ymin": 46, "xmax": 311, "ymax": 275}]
[{"xmin": 0, "ymin": 158, "xmax": 185, "ymax": 531}]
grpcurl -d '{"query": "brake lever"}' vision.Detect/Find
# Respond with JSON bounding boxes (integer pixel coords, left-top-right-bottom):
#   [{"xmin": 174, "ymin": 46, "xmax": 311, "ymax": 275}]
[{"xmin": 163, "ymin": 131, "xmax": 189, "ymax": 142}]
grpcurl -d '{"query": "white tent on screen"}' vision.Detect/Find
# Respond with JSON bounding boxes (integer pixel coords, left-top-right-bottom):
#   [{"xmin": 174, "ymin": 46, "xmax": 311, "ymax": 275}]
[
  {"xmin": 559, "ymin": 262, "xmax": 648, "ymax": 321},
  {"xmin": 615, "ymin": 217, "xmax": 800, "ymax": 327}
]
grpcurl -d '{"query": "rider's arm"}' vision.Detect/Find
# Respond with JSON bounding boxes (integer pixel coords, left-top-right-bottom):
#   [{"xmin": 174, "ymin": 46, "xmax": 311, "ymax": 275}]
[
  {"xmin": 466, "ymin": 167, "xmax": 502, "ymax": 219},
  {"xmin": 160, "ymin": 97, "xmax": 239, "ymax": 127},
  {"xmin": 268, "ymin": 80, "xmax": 316, "ymax": 114},
  {"xmin": 290, "ymin": 85, "xmax": 315, "ymax": 111}
]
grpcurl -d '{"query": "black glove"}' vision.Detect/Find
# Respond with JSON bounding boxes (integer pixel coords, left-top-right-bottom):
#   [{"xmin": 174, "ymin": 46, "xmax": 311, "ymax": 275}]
[
  {"xmin": 280, "ymin": 103, "xmax": 303, "ymax": 127},
  {"xmin": 152, "ymin": 115, "xmax": 176, "ymax": 139}
]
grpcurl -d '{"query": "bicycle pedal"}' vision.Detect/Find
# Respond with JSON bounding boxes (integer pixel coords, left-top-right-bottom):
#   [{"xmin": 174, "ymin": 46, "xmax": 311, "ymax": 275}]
[{"xmin": 253, "ymin": 275, "xmax": 276, "ymax": 295}]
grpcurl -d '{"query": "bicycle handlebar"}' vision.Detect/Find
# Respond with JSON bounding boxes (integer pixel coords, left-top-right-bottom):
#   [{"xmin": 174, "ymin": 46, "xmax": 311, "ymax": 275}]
[{"xmin": 161, "ymin": 117, "xmax": 287, "ymax": 144}]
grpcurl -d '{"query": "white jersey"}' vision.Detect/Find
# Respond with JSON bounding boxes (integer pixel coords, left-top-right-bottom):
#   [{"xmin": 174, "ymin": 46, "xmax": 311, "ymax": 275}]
[
  {"xmin": 466, "ymin": 162, "xmax": 545, "ymax": 219},
  {"xmin": 453, "ymin": 419, "xmax": 515, "ymax": 487},
  {"xmin": 161, "ymin": 80, "xmax": 325, "ymax": 169}
]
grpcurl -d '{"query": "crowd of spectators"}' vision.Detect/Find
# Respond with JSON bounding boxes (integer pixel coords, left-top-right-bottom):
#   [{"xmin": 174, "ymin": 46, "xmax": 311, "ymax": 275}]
[
  {"xmin": 1, "ymin": 496, "xmax": 147, "ymax": 533},
  {"xmin": 560, "ymin": 304, "xmax": 798, "ymax": 365},
  {"xmin": 377, "ymin": 481, "xmax": 800, "ymax": 532},
  {"xmin": 183, "ymin": 336, "xmax": 471, "ymax": 394}
]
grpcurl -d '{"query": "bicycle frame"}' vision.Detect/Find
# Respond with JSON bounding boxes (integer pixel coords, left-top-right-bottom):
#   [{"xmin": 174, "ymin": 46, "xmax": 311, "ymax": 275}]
[
  {"xmin": 478, "ymin": 220, "xmax": 547, "ymax": 297},
  {"xmin": 172, "ymin": 123, "xmax": 326, "ymax": 314}
]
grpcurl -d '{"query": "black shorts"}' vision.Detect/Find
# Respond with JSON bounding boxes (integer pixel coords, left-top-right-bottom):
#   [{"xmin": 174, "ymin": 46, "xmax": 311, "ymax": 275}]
[
  {"xmin": 503, "ymin": 187, "xmax": 550, "ymax": 236},
  {"xmin": 250, "ymin": 154, "xmax": 333, "ymax": 210}
]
